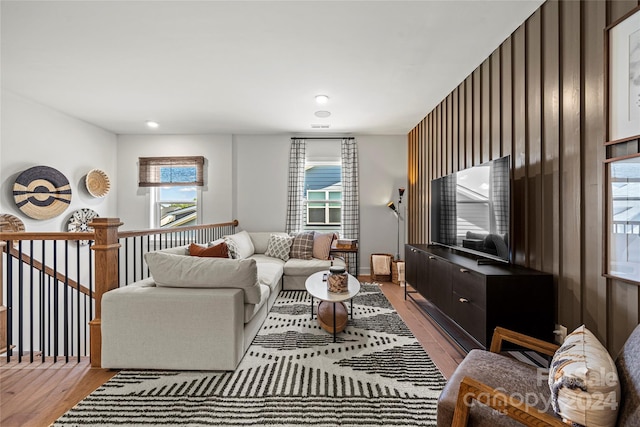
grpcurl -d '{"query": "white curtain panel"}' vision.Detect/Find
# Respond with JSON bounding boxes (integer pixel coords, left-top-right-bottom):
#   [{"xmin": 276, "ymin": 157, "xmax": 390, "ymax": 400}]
[
  {"xmin": 341, "ymin": 138, "xmax": 360, "ymax": 275},
  {"xmin": 285, "ymin": 139, "xmax": 306, "ymax": 234}
]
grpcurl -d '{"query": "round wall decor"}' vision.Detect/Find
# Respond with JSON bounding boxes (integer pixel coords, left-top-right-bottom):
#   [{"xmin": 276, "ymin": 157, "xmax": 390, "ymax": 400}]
[
  {"xmin": 0, "ymin": 213, "xmax": 26, "ymax": 248},
  {"xmin": 67, "ymin": 208, "xmax": 99, "ymax": 246},
  {"xmin": 13, "ymin": 166, "xmax": 72, "ymax": 220},
  {"xmin": 85, "ymin": 169, "xmax": 111, "ymax": 198}
]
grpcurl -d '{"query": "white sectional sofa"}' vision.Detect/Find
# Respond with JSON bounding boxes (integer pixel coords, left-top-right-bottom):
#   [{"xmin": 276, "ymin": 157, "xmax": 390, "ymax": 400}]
[{"xmin": 101, "ymin": 230, "xmax": 345, "ymax": 371}]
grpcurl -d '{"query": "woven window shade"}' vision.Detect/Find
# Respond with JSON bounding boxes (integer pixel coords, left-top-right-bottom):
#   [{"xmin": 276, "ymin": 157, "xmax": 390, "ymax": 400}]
[{"xmin": 138, "ymin": 156, "xmax": 205, "ymax": 187}]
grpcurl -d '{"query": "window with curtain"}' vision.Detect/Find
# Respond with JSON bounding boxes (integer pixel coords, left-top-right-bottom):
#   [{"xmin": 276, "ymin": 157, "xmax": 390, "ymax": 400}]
[{"xmin": 138, "ymin": 156, "xmax": 204, "ymax": 228}]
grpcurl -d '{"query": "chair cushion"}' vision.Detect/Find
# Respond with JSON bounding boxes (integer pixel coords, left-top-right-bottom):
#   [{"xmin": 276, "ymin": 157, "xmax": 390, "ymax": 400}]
[
  {"xmin": 188, "ymin": 242, "xmax": 228, "ymax": 258},
  {"xmin": 223, "ymin": 230, "xmax": 255, "ymax": 259},
  {"xmin": 312, "ymin": 232, "xmax": 335, "ymax": 260},
  {"xmin": 251, "ymin": 254, "xmax": 285, "ymax": 292},
  {"xmin": 615, "ymin": 324, "xmax": 640, "ymax": 427},
  {"xmin": 284, "ymin": 257, "xmax": 335, "ymax": 276},
  {"xmin": 144, "ymin": 251, "xmax": 261, "ymax": 304},
  {"xmin": 437, "ymin": 349, "xmax": 557, "ymax": 427},
  {"xmin": 290, "ymin": 231, "xmax": 314, "ymax": 260},
  {"xmin": 264, "ymin": 234, "xmax": 293, "ymax": 261},
  {"xmin": 549, "ymin": 325, "xmax": 620, "ymax": 427}
]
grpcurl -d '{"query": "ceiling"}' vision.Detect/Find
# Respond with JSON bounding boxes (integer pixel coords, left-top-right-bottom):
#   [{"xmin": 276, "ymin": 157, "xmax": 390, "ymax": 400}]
[{"xmin": 1, "ymin": 0, "xmax": 544, "ymax": 136}]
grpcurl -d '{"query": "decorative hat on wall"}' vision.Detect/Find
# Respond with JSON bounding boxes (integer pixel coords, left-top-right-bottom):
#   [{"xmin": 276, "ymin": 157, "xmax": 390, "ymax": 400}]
[
  {"xmin": 85, "ymin": 169, "xmax": 110, "ymax": 198},
  {"xmin": 13, "ymin": 166, "xmax": 72, "ymax": 220}
]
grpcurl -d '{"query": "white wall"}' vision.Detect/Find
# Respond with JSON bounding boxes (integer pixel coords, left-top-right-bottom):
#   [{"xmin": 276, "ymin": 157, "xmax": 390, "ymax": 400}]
[
  {"xmin": 234, "ymin": 134, "xmax": 407, "ymax": 274},
  {"xmin": 116, "ymin": 134, "xmax": 233, "ymax": 230},
  {"xmin": 1, "ymin": 90, "xmax": 118, "ymax": 232}
]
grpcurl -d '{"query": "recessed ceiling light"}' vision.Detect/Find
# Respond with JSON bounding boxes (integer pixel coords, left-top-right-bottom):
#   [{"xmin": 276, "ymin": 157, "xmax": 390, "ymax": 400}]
[
  {"xmin": 146, "ymin": 120, "xmax": 159, "ymax": 129},
  {"xmin": 314, "ymin": 110, "xmax": 331, "ymax": 118},
  {"xmin": 315, "ymin": 94, "xmax": 329, "ymax": 104}
]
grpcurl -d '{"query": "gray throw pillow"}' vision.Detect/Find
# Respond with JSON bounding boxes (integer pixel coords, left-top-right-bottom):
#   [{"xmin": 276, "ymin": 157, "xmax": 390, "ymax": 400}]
[{"xmin": 289, "ymin": 231, "xmax": 315, "ymax": 260}]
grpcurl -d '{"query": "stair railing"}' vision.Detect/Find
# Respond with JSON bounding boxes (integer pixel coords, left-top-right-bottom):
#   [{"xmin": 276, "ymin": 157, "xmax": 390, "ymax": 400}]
[{"xmin": 0, "ymin": 218, "xmax": 238, "ymax": 365}]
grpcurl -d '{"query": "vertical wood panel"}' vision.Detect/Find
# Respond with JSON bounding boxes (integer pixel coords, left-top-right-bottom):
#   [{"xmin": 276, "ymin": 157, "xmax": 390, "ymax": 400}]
[
  {"xmin": 465, "ymin": 77, "xmax": 474, "ymax": 169},
  {"xmin": 405, "ymin": 0, "xmax": 640, "ymax": 354},
  {"xmin": 460, "ymin": 84, "xmax": 465, "ymax": 170},
  {"xmin": 491, "ymin": 51, "xmax": 502, "ymax": 160},
  {"xmin": 453, "ymin": 87, "xmax": 459, "ymax": 173},
  {"xmin": 527, "ymin": 10, "xmax": 543, "ymax": 271},
  {"xmin": 473, "ymin": 69, "xmax": 482, "ymax": 166},
  {"xmin": 481, "ymin": 60, "xmax": 492, "ymax": 163},
  {"xmin": 541, "ymin": 0, "xmax": 561, "ymax": 321},
  {"xmin": 559, "ymin": 0, "xmax": 582, "ymax": 329},
  {"xmin": 501, "ymin": 38, "xmax": 513, "ymax": 161},
  {"xmin": 512, "ymin": 25, "xmax": 527, "ymax": 266},
  {"xmin": 582, "ymin": 0, "xmax": 607, "ymax": 343}
]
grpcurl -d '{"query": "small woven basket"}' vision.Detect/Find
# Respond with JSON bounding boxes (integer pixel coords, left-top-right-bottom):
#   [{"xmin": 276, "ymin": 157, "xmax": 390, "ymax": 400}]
[
  {"xmin": 86, "ymin": 169, "xmax": 111, "ymax": 198},
  {"xmin": 392, "ymin": 260, "xmax": 405, "ymax": 285},
  {"xmin": 370, "ymin": 253, "xmax": 393, "ymax": 282}
]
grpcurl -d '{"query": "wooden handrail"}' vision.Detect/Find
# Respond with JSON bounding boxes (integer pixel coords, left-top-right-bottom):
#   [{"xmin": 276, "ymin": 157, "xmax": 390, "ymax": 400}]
[
  {"xmin": 0, "ymin": 231, "xmax": 95, "ymax": 241},
  {"xmin": 117, "ymin": 219, "xmax": 238, "ymax": 239},
  {"xmin": 7, "ymin": 247, "xmax": 91, "ymax": 297}
]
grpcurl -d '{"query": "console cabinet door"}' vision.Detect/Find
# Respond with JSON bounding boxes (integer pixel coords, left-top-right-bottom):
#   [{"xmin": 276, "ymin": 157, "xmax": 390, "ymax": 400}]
[
  {"xmin": 405, "ymin": 245, "xmax": 421, "ymax": 290},
  {"xmin": 451, "ymin": 268, "xmax": 487, "ymax": 346},
  {"xmin": 427, "ymin": 255, "xmax": 452, "ymax": 316}
]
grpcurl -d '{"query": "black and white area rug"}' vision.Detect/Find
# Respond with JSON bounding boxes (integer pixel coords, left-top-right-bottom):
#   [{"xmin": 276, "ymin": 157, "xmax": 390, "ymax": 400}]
[{"xmin": 55, "ymin": 284, "xmax": 447, "ymax": 426}]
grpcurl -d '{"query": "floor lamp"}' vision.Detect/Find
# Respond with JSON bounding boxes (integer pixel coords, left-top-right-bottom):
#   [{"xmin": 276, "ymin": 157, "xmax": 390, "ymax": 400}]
[{"xmin": 387, "ymin": 187, "xmax": 405, "ymax": 260}]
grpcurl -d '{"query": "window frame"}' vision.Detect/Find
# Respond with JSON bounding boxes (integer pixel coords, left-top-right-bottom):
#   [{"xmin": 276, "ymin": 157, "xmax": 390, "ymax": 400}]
[{"xmin": 306, "ymin": 189, "xmax": 342, "ymax": 226}]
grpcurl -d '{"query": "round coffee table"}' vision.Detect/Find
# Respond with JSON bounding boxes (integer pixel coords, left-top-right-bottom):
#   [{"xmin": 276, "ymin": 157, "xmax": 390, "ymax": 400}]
[{"xmin": 305, "ymin": 271, "xmax": 360, "ymax": 342}]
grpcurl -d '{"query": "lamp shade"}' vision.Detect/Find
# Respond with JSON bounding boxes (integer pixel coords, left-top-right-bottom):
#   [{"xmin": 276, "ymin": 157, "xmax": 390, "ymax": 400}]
[{"xmin": 387, "ymin": 202, "xmax": 397, "ymax": 212}]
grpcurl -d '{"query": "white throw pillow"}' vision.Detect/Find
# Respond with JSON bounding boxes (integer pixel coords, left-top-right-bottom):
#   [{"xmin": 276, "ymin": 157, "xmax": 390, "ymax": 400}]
[
  {"xmin": 264, "ymin": 234, "xmax": 293, "ymax": 261},
  {"xmin": 144, "ymin": 251, "xmax": 261, "ymax": 304},
  {"xmin": 548, "ymin": 325, "xmax": 620, "ymax": 427},
  {"xmin": 223, "ymin": 230, "xmax": 255, "ymax": 259}
]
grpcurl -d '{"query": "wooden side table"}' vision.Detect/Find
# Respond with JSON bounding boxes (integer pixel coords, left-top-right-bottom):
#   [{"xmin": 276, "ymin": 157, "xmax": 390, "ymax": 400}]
[{"xmin": 330, "ymin": 245, "xmax": 359, "ymax": 277}]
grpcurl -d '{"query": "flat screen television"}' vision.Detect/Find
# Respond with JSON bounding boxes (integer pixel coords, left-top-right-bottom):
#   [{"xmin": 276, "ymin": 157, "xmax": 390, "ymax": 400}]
[{"xmin": 430, "ymin": 155, "xmax": 511, "ymax": 263}]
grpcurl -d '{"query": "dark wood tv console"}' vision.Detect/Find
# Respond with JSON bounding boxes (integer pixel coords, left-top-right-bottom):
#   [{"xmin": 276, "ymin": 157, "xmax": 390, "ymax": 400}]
[{"xmin": 404, "ymin": 244, "xmax": 554, "ymax": 352}]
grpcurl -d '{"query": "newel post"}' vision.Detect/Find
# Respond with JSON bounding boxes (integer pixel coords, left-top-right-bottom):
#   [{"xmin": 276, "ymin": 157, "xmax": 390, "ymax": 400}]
[{"xmin": 89, "ymin": 218, "xmax": 122, "ymax": 368}]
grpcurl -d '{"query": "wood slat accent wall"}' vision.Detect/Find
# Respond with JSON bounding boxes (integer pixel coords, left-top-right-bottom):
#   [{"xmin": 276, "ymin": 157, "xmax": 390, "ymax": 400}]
[{"xmin": 407, "ymin": 0, "xmax": 640, "ymax": 354}]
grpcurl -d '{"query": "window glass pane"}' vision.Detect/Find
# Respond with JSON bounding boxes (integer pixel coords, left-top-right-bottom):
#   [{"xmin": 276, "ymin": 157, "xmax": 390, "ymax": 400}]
[
  {"xmin": 328, "ymin": 191, "xmax": 341, "ymax": 200},
  {"xmin": 159, "ymin": 186, "xmax": 197, "ymax": 202},
  {"xmin": 308, "ymin": 208, "xmax": 325, "ymax": 223},
  {"xmin": 308, "ymin": 202, "xmax": 325, "ymax": 208},
  {"xmin": 308, "ymin": 192, "xmax": 325, "ymax": 200},
  {"xmin": 159, "ymin": 202, "xmax": 197, "ymax": 227},
  {"xmin": 160, "ymin": 166, "xmax": 197, "ymax": 184},
  {"xmin": 329, "ymin": 202, "xmax": 340, "ymax": 207},
  {"xmin": 329, "ymin": 208, "xmax": 341, "ymax": 223}
]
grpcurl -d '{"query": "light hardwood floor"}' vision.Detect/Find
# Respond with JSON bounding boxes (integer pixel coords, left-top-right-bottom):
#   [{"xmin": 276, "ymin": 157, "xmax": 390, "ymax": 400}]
[{"xmin": 0, "ymin": 278, "xmax": 464, "ymax": 427}]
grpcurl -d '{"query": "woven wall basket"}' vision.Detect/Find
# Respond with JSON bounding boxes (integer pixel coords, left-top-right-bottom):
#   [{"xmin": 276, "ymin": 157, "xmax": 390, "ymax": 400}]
[
  {"xmin": 13, "ymin": 166, "xmax": 71, "ymax": 220},
  {"xmin": 0, "ymin": 213, "xmax": 26, "ymax": 248},
  {"xmin": 85, "ymin": 169, "xmax": 111, "ymax": 198}
]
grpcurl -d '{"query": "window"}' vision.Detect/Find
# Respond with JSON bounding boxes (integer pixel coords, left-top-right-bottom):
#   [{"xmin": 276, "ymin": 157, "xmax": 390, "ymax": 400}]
[
  {"xmin": 139, "ymin": 156, "xmax": 204, "ymax": 228},
  {"xmin": 304, "ymin": 163, "xmax": 341, "ymax": 227},
  {"xmin": 307, "ymin": 189, "xmax": 341, "ymax": 225}
]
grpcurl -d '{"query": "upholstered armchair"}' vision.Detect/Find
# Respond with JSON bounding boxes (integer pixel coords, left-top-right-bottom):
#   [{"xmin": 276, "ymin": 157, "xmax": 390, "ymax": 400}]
[{"xmin": 438, "ymin": 325, "xmax": 640, "ymax": 427}]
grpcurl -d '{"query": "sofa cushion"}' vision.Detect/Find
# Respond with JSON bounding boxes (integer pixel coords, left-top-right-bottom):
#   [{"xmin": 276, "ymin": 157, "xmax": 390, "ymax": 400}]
[
  {"xmin": 244, "ymin": 284, "xmax": 270, "ymax": 323},
  {"xmin": 290, "ymin": 231, "xmax": 314, "ymax": 260},
  {"xmin": 144, "ymin": 251, "xmax": 261, "ymax": 304},
  {"xmin": 312, "ymin": 232, "xmax": 335, "ymax": 260},
  {"xmin": 223, "ymin": 230, "xmax": 255, "ymax": 259},
  {"xmin": 248, "ymin": 232, "xmax": 288, "ymax": 254},
  {"xmin": 549, "ymin": 325, "xmax": 620, "ymax": 427},
  {"xmin": 615, "ymin": 324, "xmax": 640, "ymax": 427},
  {"xmin": 251, "ymin": 254, "xmax": 285, "ymax": 292},
  {"xmin": 189, "ymin": 242, "xmax": 228, "ymax": 258},
  {"xmin": 437, "ymin": 349, "xmax": 556, "ymax": 427},
  {"xmin": 264, "ymin": 234, "xmax": 293, "ymax": 261},
  {"xmin": 284, "ymin": 257, "xmax": 336, "ymax": 276}
]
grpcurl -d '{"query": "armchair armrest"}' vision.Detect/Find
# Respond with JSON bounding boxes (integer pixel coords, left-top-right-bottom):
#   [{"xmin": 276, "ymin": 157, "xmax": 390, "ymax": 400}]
[
  {"xmin": 452, "ymin": 376, "xmax": 565, "ymax": 427},
  {"xmin": 489, "ymin": 327, "xmax": 560, "ymax": 357}
]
